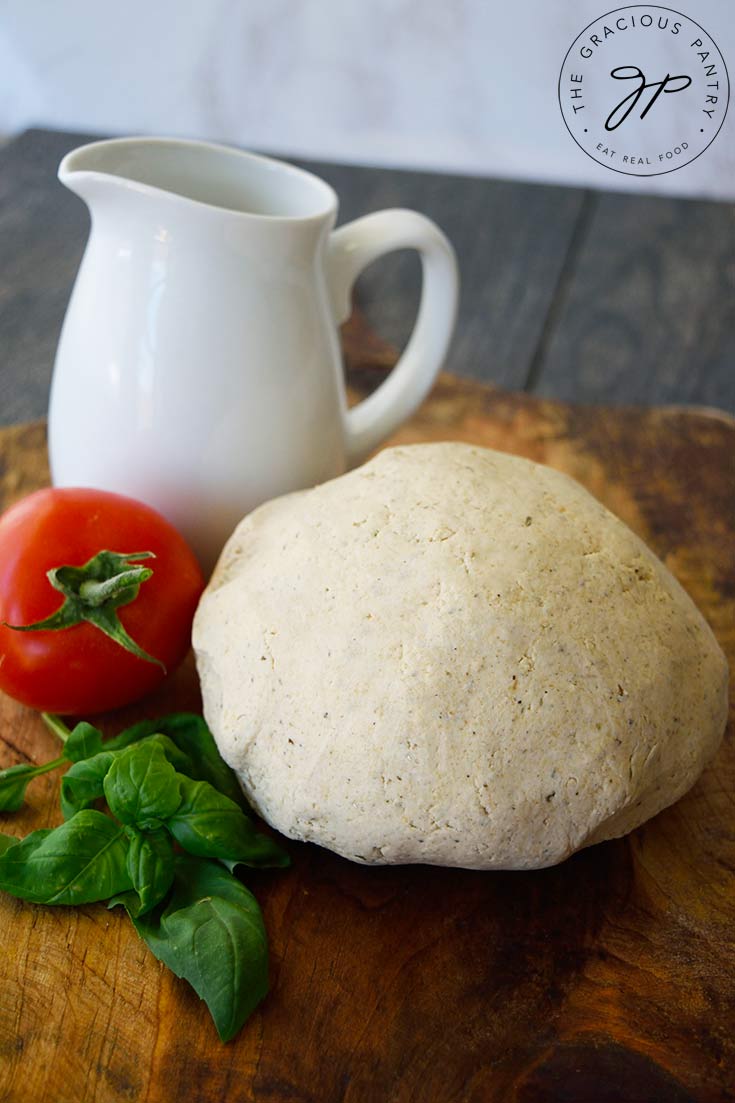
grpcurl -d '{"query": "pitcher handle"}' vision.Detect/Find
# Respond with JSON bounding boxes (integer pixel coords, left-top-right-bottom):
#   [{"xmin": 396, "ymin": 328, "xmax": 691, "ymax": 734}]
[{"xmin": 327, "ymin": 209, "xmax": 459, "ymax": 466}]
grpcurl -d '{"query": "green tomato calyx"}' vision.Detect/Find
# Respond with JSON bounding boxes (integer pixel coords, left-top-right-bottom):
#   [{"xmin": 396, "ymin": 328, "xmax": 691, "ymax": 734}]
[{"xmin": 3, "ymin": 549, "xmax": 165, "ymax": 669}]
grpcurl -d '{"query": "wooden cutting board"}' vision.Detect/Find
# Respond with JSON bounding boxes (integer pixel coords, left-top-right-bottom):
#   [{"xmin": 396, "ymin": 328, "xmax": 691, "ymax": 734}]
[{"xmin": 1, "ymin": 357, "xmax": 733, "ymax": 1103}]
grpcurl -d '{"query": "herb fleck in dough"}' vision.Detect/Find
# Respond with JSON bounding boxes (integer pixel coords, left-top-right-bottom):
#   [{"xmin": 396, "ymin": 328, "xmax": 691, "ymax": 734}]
[{"xmin": 193, "ymin": 444, "xmax": 728, "ymax": 870}]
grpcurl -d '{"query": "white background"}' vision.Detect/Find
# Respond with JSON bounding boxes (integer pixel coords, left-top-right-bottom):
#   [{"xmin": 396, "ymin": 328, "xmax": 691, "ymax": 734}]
[{"xmin": 0, "ymin": 0, "xmax": 733, "ymax": 198}]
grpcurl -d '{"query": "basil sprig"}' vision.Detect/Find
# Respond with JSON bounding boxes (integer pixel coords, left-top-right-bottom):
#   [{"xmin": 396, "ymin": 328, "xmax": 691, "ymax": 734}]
[{"xmin": 0, "ymin": 712, "xmax": 288, "ymax": 1041}]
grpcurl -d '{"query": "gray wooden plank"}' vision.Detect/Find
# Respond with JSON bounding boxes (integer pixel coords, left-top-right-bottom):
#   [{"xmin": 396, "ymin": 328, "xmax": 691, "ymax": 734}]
[
  {"xmin": 0, "ymin": 128, "xmax": 585, "ymax": 425},
  {"xmin": 0, "ymin": 129, "xmax": 91, "ymax": 425},
  {"xmin": 298, "ymin": 156, "xmax": 586, "ymax": 391},
  {"xmin": 530, "ymin": 191, "xmax": 735, "ymax": 412}
]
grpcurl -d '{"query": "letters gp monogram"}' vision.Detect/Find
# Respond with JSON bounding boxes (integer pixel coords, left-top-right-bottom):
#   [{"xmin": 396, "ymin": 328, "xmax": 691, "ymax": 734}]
[{"xmin": 558, "ymin": 5, "xmax": 729, "ymax": 176}]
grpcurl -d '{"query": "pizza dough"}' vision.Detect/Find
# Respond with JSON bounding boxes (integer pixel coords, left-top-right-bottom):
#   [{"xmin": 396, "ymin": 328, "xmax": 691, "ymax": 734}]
[{"xmin": 193, "ymin": 443, "xmax": 728, "ymax": 870}]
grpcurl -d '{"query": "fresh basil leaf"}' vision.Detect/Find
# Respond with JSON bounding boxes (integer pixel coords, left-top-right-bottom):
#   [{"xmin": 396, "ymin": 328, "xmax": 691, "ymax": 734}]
[
  {"xmin": 102, "ymin": 719, "xmax": 192, "ymax": 762},
  {"xmin": 0, "ymin": 810, "xmax": 132, "ymax": 905},
  {"xmin": 158, "ymin": 715, "xmax": 245, "ymax": 806},
  {"xmin": 103, "ymin": 718, "xmax": 198, "ymax": 778},
  {"xmin": 114, "ymin": 714, "xmax": 245, "ymax": 807},
  {"xmin": 109, "ymin": 828, "xmax": 175, "ymax": 917},
  {"xmin": 102, "ymin": 719, "xmax": 157, "ymax": 753},
  {"xmin": 105, "ymin": 716, "xmax": 196, "ymax": 761},
  {"xmin": 217, "ymin": 856, "xmax": 290, "ymax": 880},
  {"xmin": 131, "ymin": 855, "xmax": 269, "ymax": 1041},
  {"xmin": 60, "ymin": 751, "xmax": 115, "ymax": 820},
  {"xmin": 0, "ymin": 833, "xmax": 19, "ymax": 855},
  {"xmin": 0, "ymin": 755, "xmax": 67, "ymax": 812},
  {"xmin": 0, "ymin": 764, "xmax": 39, "ymax": 812},
  {"xmin": 63, "ymin": 722, "xmax": 104, "ymax": 764},
  {"xmin": 98, "ymin": 713, "xmax": 246, "ymax": 807},
  {"xmin": 143, "ymin": 734, "xmax": 196, "ymax": 778},
  {"xmin": 60, "ymin": 735, "xmax": 191, "ymax": 823},
  {"xmin": 166, "ymin": 776, "xmax": 289, "ymax": 868},
  {"xmin": 103, "ymin": 741, "xmax": 182, "ymax": 830}
]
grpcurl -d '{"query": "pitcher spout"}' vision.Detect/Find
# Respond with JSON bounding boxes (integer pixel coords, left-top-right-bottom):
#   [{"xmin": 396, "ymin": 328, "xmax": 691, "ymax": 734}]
[
  {"xmin": 58, "ymin": 139, "xmax": 149, "ymax": 210},
  {"xmin": 57, "ymin": 137, "xmax": 338, "ymax": 223}
]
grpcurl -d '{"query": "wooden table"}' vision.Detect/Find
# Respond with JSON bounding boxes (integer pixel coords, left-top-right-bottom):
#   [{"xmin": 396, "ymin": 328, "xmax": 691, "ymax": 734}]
[
  {"xmin": 0, "ymin": 129, "xmax": 733, "ymax": 1103},
  {"xmin": 1, "ymin": 128, "xmax": 734, "ymax": 423}
]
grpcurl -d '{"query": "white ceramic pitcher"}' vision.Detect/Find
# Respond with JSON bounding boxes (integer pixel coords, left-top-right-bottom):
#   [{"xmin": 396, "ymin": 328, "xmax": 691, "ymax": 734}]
[{"xmin": 48, "ymin": 137, "xmax": 458, "ymax": 570}]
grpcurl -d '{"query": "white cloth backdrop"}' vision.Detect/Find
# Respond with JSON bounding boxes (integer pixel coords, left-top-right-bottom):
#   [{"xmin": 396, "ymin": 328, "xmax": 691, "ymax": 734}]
[{"xmin": 0, "ymin": 0, "xmax": 733, "ymax": 198}]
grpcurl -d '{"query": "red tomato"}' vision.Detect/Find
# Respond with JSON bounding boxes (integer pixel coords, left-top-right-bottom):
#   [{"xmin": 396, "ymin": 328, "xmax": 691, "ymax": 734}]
[{"xmin": 0, "ymin": 487, "xmax": 204, "ymax": 715}]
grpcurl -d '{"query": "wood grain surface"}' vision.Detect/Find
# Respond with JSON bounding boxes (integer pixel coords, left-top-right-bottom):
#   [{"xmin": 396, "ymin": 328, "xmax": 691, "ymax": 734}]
[
  {"xmin": 532, "ymin": 191, "xmax": 735, "ymax": 412},
  {"xmin": 0, "ymin": 361, "xmax": 734, "ymax": 1102}
]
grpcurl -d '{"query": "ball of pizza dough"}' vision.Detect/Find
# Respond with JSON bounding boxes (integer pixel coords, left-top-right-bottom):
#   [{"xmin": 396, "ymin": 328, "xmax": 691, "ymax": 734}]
[{"xmin": 193, "ymin": 443, "xmax": 727, "ymax": 870}]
